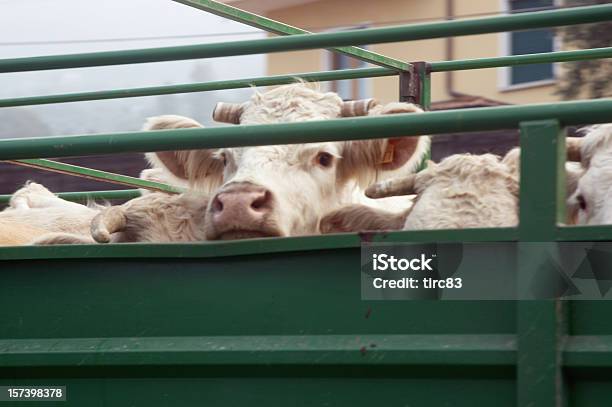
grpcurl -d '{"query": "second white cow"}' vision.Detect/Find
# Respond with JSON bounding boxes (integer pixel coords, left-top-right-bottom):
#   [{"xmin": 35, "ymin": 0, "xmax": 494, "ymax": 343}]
[{"xmin": 567, "ymin": 124, "xmax": 612, "ymax": 225}]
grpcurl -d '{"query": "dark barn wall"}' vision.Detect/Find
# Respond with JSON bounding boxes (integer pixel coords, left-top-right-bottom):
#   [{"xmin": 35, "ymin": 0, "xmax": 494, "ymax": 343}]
[
  {"xmin": 431, "ymin": 129, "xmax": 519, "ymax": 162},
  {"xmin": 0, "ymin": 153, "xmax": 148, "ymax": 195}
]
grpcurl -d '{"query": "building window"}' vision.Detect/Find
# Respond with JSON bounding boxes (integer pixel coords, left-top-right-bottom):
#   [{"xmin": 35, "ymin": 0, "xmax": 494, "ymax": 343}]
[
  {"xmin": 329, "ymin": 51, "xmax": 369, "ymax": 100},
  {"xmin": 504, "ymin": 0, "xmax": 555, "ymax": 87},
  {"xmin": 325, "ymin": 25, "xmax": 370, "ymax": 100}
]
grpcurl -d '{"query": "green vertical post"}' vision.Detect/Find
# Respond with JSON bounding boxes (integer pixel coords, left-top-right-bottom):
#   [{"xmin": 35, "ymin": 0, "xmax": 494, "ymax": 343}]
[
  {"xmin": 414, "ymin": 62, "xmax": 431, "ymax": 169},
  {"xmin": 518, "ymin": 120, "xmax": 566, "ymax": 237},
  {"xmin": 418, "ymin": 62, "xmax": 432, "ymax": 111},
  {"xmin": 517, "ymin": 120, "xmax": 567, "ymax": 407}
]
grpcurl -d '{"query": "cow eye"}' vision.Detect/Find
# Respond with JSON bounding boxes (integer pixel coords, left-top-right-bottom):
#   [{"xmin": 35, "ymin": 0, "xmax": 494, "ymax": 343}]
[
  {"xmin": 220, "ymin": 152, "xmax": 227, "ymax": 167},
  {"xmin": 577, "ymin": 194, "xmax": 587, "ymax": 211},
  {"xmin": 316, "ymin": 152, "xmax": 334, "ymax": 168}
]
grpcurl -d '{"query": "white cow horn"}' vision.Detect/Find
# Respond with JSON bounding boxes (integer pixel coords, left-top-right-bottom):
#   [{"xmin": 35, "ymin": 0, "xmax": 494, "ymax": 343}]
[
  {"xmin": 213, "ymin": 102, "xmax": 244, "ymax": 124},
  {"xmin": 341, "ymin": 98, "xmax": 378, "ymax": 117},
  {"xmin": 365, "ymin": 175, "xmax": 417, "ymax": 199},
  {"xmin": 91, "ymin": 207, "xmax": 127, "ymax": 244},
  {"xmin": 566, "ymin": 137, "xmax": 583, "ymax": 162}
]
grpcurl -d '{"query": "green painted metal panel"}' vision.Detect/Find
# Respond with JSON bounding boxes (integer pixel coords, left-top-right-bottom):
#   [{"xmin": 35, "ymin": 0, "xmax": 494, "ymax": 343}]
[
  {"xmin": 571, "ymin": 381, "xmax": 612, "ymax": 407},
  {"xmin": 2, "ymin": 254, "xmax": 612, "ymax": 405},
  {"xmin": 564, "ymin": 336, "xmax": 612, "ymax": 368},
  {"xmin": 0, "ymin": 228, "xmax": 519, "ymax": 260},
  {"xmin": 556, "ymin": 225, "xmax": 612, "ymax": 241},
  {"xmin": 0, "ymin": 334, "xmax": 516, "ymax": 367},
  {"xmin": 0, "ymin": 254, "xmax": 516, "ymax": 337},
  {"xmin": 0, "ymin": 252, "xmax": 516, "ymax": 406},
  {"xmin": 570, "ymin": 302, "xmax": 612, "ymax": 335},
  {"xmin": 0, "ymin": 377, "xmax": 515, "ymax": 407}
]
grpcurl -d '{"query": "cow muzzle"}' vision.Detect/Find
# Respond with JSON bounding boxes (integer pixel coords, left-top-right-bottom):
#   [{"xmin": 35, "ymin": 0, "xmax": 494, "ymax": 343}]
[{"xmin": 206, "ymin": 182, "xmax": 283, "ymax": 240}]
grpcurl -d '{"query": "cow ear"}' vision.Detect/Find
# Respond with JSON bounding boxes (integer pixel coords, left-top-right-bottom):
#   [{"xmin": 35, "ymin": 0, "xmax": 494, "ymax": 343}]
[
  {"xmin": 337, "ymin": 102, "xmax": 430, "ymax": 186},
  {"xmin": 143, "ymin": 115, "xmax": 224, "ymax": 192},
  {"xmin": 371, "ymin": 102, "xmax": 430, "ymax": 171}
]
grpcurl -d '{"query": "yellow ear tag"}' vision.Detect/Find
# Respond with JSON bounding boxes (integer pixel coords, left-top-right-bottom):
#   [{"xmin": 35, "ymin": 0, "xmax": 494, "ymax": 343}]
[{"xmin": 380, "ymin": 143, "xmax": 395, "ymax": 164}]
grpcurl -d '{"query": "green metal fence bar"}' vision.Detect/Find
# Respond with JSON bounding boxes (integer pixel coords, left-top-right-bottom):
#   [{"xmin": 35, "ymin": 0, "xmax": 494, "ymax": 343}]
[
  {"xmin": 0, "ymin": 4, "xmax": 610, "ymax": 73},
  {"xmin": 6, "ymin": 159, "xmax": 182, "ymax": 193},
  {"xmin": 0, "ymin": 68, "xmax": 395, "ymax": 109},
  {"xmin": 48, "ymin": 189, "xmax": 141, "ymax": 202},
  {"xmin": 516, "ymin": 120, "xmax": 567, "ymax": 407},
  {"xmin": 557, "ymin": 225, "xmax": 612, "ymax": 241},
  {"xmin": 418, "ymin": 64, "xmax": 431, "ymax": 110},
  {"xmin": 0, "ymin": 334, "xmax": 515, "ymax": 367},
  {"xmin": 0, "ymin": 228, "xmax": 520, "ymax": 260},
  {"xmin": 0, "ymin": 190, "xmax": 141, "ymax": 205},
  {"xmin": 1, "ymin": 99, "xmax": 610, "ymax": 160},
  {"xmin": 172, "ymin": 0, "xmax": 409, "ymax": 71},
  {"xmin": 430, "ymin": 46, "xmax": 612, "ymax": 72},
  {"xmin": 1, "ymin": 47, "xmax": 608, "ymax": 109},
  {"xmin": 564, "ymin": 336, "xmax": 612, "ymax": 367},
  {"xmin": 5, "ymin": 333, "xmax": 612, "ymax": 369}
]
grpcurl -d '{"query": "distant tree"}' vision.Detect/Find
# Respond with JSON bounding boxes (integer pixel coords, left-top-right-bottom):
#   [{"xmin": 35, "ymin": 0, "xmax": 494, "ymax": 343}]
[{"xmin": 556, "ymin": 0, "xmax": 612, "ymax": 99}]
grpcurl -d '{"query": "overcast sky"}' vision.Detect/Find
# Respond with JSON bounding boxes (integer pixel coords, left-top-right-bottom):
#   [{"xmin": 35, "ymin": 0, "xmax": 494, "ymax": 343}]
[{"xmin": 0, "ymin": 0, "xmax": 266, "ymax": 137}]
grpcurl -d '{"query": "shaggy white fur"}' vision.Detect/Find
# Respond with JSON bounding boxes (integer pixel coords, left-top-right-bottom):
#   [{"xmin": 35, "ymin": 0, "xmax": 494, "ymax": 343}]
[
  {"xmin": 321, "ymin": 152, "xmax": 519, "ymax": 232},
  {"xmin": 91, "ymin": 191, "xmax": 209, "ymax": 243},
  {"xmin": 0, "ymin": 182, "xmax": 99, "ymax": 240}
]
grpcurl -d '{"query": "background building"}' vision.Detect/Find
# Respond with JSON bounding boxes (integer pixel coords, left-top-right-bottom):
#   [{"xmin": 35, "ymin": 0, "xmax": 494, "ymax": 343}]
[{"xmin": 224, "ymin": 0, "xmax": 559, "ymax": 106}]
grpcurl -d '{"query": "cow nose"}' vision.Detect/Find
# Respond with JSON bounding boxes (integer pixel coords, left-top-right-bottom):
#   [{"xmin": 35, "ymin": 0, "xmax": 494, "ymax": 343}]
[{"xmin": 210, "ymin": 184, "xmax": 273, "ymax": 224}]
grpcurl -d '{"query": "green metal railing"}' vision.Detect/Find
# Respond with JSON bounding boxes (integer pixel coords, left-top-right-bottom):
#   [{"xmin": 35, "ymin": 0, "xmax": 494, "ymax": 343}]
[
  {"xmin": 0, "ymin": 68, "xmax": 396, "ymax": 108},
  {"xmin": 1, "ymin": 48, "xmax": 611, "ymax": 110},
  {"xmin": 429, "ymin": 46, "xmax": 612, "ymax": 72},
  {"xmin": 1, "ymin": 4, "xmax": 611, "ymax": 196},
  {"xmin": 0, "ymin": 99, "xmax": 609, "ymax": 159}
]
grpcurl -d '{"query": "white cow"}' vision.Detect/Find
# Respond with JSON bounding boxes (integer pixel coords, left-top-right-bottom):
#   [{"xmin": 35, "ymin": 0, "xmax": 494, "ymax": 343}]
[
  {"xmin": 0, "ymin": 182, "xmax": 210, "ymax": 245},
  {"xmin": 90, "ymin": 191, "xmax": 209, "ymax": 243},
  {"xmin": 567, "ymin": 124, "xmax": 612, "ymax": 225},
  {"xmin": 319, "ymin": 146, "xmax": 584, "ymax": 233},
  {"xmin": 0, "ymin": 219, "xmax": 52, "ymax": 246},
  {"xmin": 0, "ymin": 182, "xmax": 100, "ymax": 244},
  {"xmin": 320, "ymin": 152, "xmax": 520, "ymax": 232},
  {"xmin": 143, "ymin": 83, "xmax": 429, "ymax": 240},
  {"xmin": 2, "ymin": 83, "xmax": 429, "ymax": 245}
]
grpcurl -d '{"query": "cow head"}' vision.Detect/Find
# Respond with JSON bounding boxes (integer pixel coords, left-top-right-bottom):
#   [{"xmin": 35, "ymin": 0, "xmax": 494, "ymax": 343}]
[
  {"xmin": 567, "ymin": 125, "xmax": 612, "ymax": 225},
  {"xmin": 145, "ymin": 83, "xmax": 429, "ymax": 239},
  {"xmin": 364, "ymin": 153, "xmax": 520, "ymax": 230}
]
